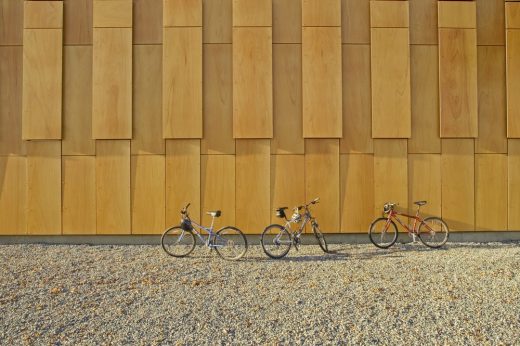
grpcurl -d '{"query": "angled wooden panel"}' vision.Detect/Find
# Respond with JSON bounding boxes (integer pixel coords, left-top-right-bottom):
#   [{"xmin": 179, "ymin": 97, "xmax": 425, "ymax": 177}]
[
  {"xmin": 302, "ymin": 27, "xmax": 342, "ymax": 138},
  {"xmin": 272, "ymin": 44, "xmax": 304, "ymax": 154},
  {"xmin": 236, "ymin": 140, "xmax": 270, "ymax": 234},
  {"xmin": 0, "ymin": 0, "xmax": 23, "ymax": 45},
  {"xmin": 64, "ymin": 0, "xmax": 92, "ymax": 45},
  {"xmin": 273, "ymin": 0, "xmax": 301, "ymax": 43},
  {"xmin": 133, "ymin": 45, "xmax": 164, "ymax": 154},
  {"xmin": 340, "ymin": 44, "xmax": 373, "ymax": 153},
  {"xmin": 62, "ymin": 46, "xmax": 95, "ymax": 155},
  {"xmin": 507, "ymin": 29, "xmax": 520, "ymax": 137},
  {"xmin": 131, "ymin": 155, "xmax": 165, "ymax": 234},
  {"xmin": 302, "ymin": 0, "xmax": 341, "ymax": 27},
  {"xmin": 133, "ymin": 0, "xmax": 162, "ymax": 44},
  {"xmin": 439, "ymin": 28, "xmax": 478, "ymax": 137},
  {"xmin": 27, "ymin": 141, "xmax": 61, "ymax": 235},
  {"xmin": 93, "ymin": 0, "xmax": 132, "ymax": 28},
  {"xmin": 233, "ymin": 0, "xmax": 272, "ymax": 26},
  {"xmin": 438, "ymin": 1, "xmax": 476, "ymax": 29},
  {"xmin": 374, "ymin": 140, "xmax": 408, "ymax": 225},
  {"xmin": 305, "ymin": 139, "xmax": 340, "ymax": 233},
  {"xmin": 476, "ymin": 0, "xmax": 505, "ymax": 45},
  {"xmin": 164, "ymin": 0, "xmax": 202, "ymax": 27},
  {"xmin": 475, "ymin": 154, "xmax": 507, "ymax": 231},
  {"xmin": 0, "ymin": 156, "xmax": 26, "ymax": 235},
  {"xmin": 508, "ymin": 140, "xmax": 520, "ymax": 230},
  {"xmin": 409, "ymin": 45, "xmax": 441, "ymax": 154},
  {"xmin": 506, "ymin": 2, "xmax": 520, "ymax": 29},
  {"xmin": 342, "ymin": 0, "xmax": 369, "ymax": 44},
  {"xmin": 201, "ymin": 155, "xmax": 235, "ymax": 227},
  {"xmin": 408, "ymin": 154, "xmax": 441, "ymax": 219},
  {"xmin": 409, "ymin": 0, "xmax": 437, "ymax": 45},
  {"xmin": 163, "ymin": 27, "xmax": 202, "ymax": 138},
  {"xmin": 371, "ymin": 27, "xmax": 411, "ymax": 138},
  {"xmin": 270, "ymin": 155, "xmax": 305, "ymax": 223},
  {"xmin": 165, "ymin": 140, "xmax": 201, "ymax": 226},
  {"xmin": 0, "ymin": 46, "xmax": 25, "ymax": 155},
  {"xmin": 340, "ymin": 154, "xmax": 374, "ymax": 233},
  {"xmin": 22, "ymin": 28, "xmax": 62, "ymax": 139},
  {"xmin": 62, "ymin": 156, "xmax": 96, "ymax": 235},
  {"xmin": 203, "ymin": 0, "xmax": 232, "ymax": 43},
  {"xmin": 476, "ymin": 46, "xmax": 507, "ymax": 153},
  {"xmin": 441, "ymin": 139, "xmax": 474, "ymax": 231},
  {"xmin": 24, "ymin": 1, "xmax": 63, "ymax": 29},
  {"xmin": 96, "ymin": 140, "xmax": 130, "ymax": 234},
  {"xmin": 201, "ymin": 44, "xmax": 234, "ymax": 154},
  {"xmin": 233, "ymin": 27, "xmax": 273, "ymax": 138},
  {"xmin": 370, "ymin": 1, "xmax": 409, "ymax": 28}
]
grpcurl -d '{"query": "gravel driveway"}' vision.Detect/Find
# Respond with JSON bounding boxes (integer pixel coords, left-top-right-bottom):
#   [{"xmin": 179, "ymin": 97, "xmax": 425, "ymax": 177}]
[{"xmin": 1, "ymin": 242, "xmax": 519, "ymax": 345}]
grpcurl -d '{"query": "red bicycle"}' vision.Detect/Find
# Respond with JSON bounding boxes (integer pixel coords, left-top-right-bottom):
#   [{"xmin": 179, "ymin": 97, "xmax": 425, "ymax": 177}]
[{"xmin": 368, "ymin": 201, "xmax": 449, "ymax": 249}]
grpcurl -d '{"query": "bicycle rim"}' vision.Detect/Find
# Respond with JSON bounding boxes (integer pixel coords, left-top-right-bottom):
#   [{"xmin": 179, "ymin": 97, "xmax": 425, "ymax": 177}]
[
  {"xmin": 369, "ymin": 218, "xmax": 398, "ymax": 249},
  {"xmin": 313, "ymin": 225, "xmax": 328, "ymax": 253},
  {"xmin": 261, "ymin": 225, "xmax": 292, "ymax": 259},
  {"xmin": 161, "ymin": 227, "xmax": 196, "ymax": 257},
  {"xmin": 214, "ymin": 227, "xmax": 248, "ymax": 260},
  {"xmin": 418, "ymin": 217, "xmax": 449, "ymax": 248}
]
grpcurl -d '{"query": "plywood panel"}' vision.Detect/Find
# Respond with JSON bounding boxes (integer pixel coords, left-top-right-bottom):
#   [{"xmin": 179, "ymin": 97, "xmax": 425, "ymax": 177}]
[
  {"xmin": 371, "ymin": 27, "xmax": 411, "ymax": 138},
  {"xmin": 24, "ymin": 1, "xmax": 63, "ymax": 29},
  {"xmin": 270, "ymin": 155, "xmax": 305, "ymax": 224},
  {"xmin": 438, "ymin": 1, "xmax": 476, "ymax": 29},
  {"xmin": 64, "ymin": 0, "xmax": 92, "ymax": 45},
  {"xmin": 370, "ymin": 1, "xmax": 409, "ymax": 28},
  {"xmin": 305, "ymin": 139, "xmax": 340, "ymax": 233},
  {"xmin": 96, "ymin": 140, "xmax": 130, "ymax": 234},
  {"xmin": 22, "ymin": 29, "xmax": 62, "ymax": 139},
  {"xmin": 476, "ymin": 46, "xmax": 507, "ymax": 153},
  {"xmin": 302, "ymin": 0, "xmax": 341, "ymax": 27},
  {"xmin": 165, "ymin": 140, "xmax": 201, "ymax": 227},
  {"xmin": 92, "ymin": 28, "xmax": 132, "ymax": 139},
  {"xmin": 342, "ymin": 0, "xmax": 369, "ymax": 44},
  {"xmin": 475, "ymin": 154, "xmax": 507, "ymax": 231},
  {"xmin": 340, "ymin": 44, "xmax": 372, "ymax": 153},
  {"xmin": 132, "ymin": 45, "xmax": 164, "ymax": 154},
  {"xmin": 273, "ymin": 0, "xmax": 301, "ymax": 43},
  {"xmin": 408, "ymin": 154, "xmax": 441, "ymax": 220},
  {"xmin": 133, "ymin": 0, "xmax": 162, "ymax": 44},
  {"xmin": 62, "ymin": 45, "xmax": 95, "ymax": 155},
  {"xmin": 163, "ymin": 27, "xmax": 202, "ymax": 138},
  {"xmin": 340, "ymin": 154, "xmax": 374, "ymax": 233},
  {"xmin": 236, "ymin": 139, "xmax": 270, "ymax": 234},
  {"xmin": 476, "ymin": 0, "xmax": 505, "ymax": 45},
  {"xmin": 439, "ymin": 28, "xmax": 478, "ymax": 138},
  {"xmin": 272, "ymin": 44, "xmax": 304, "ymax": 154},
  {"xmin": 164, "ymin": 0, "xmax": 202, "ymax": 27},
  {"xmin": 233, "ymin": 27, "xmax": 273, "ymax": 138},
  {"xmin": 374, "ymin": 139, "xmax": 408, "ymax": 225},
  {"xmin": 233, "ymin": 0, "xmax": 272, "ymax": 26},
  {"xmin": 0, "ymin": 156, "xmax": 26, "ymax": 235},
  {"xmin": 0, "ymin": 0, "xmax": 23, "ymax": 45},
  {"xmin": 62, "ymin": 156, "xmax": 96, "ymax": 235},
  {"xmin": 202, "ymin": 44, "xmax": 234, "ymax": 154},
  {"xmin": 507, "ymin": 29, "xmax": 520, "ymax": 138},
  {"xmin": 409, "ymin": 45, "xmax": 441, "ymax": 154},
  {"xmin": 506, "ymin": 3, "xmax": 520, "ymax": 29},
  {"xmin": 508, "ymin": 140, "xmax": 520, "ymax": 230},
  {"xmin": 409, "ymin": 0, "xmax": 437, "ymax": 45},
  {"xmin": 302, "ymin": 27, "xmax": 342, "ymax": 138},
  {"xmin": 131, "ymin": 155, "xmax": 165, "ymax": 234},
  {"xmin": 27, "ymin": 141, "xmax": 61, "ymax": 235},
  {"xmin": 201, "ymin": 155, "xmax": 235, "ymax": 227},
  {"xmin": 441, "ymin": 139, "xmax": 474, "ymax": 231},
  {"xmin": 93, "ymin": 0, "xmax": 132, "ymax": 28},
  {"xmin": 203, "ymin": 0, "xmax": 232, "ymax": 43}
]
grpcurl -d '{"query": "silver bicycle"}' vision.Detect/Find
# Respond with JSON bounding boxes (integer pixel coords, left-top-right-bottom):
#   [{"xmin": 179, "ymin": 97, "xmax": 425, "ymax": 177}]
[{"xmin": 161, "ymin": 203, "xmax": 248, "ymax": 260}]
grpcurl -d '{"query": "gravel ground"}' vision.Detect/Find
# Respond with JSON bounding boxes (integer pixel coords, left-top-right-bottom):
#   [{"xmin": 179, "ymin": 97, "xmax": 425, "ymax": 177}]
[{"xmin": 1, "ymin": 242, "xmax": 519, "ymax": 345}]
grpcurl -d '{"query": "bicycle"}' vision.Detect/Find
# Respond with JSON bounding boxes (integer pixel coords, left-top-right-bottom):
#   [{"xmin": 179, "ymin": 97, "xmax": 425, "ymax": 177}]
[
  {"xmin": 161, "ymin": 203, "xmax": 248, "ymax": 260},
  {"xmin": 368, "ymin": 201, "xmax": 449, "ymax": 249},
  {"xmin": 260, "ymin": 198, "xmax": 329, "ymax": 259}
]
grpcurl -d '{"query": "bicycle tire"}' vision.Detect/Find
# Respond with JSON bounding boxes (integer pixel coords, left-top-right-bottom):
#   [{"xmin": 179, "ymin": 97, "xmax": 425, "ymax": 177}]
[
  {"xmin": 418, "ymin": 217, "xmax": 449, "ymax": 248},
  {"xmin": 368, "ymin": 218, "xmax": 398, "ymax": 249},
  {"xmin": 214, "ymin": 226, "xmax": 248, "ymax": 260},
  {"xmin": 161, "ymin": 226, "xmax": 196, "ymax": 257},
  {"xmin": 261, "ymin": 224, "xmax": 292, "ymax": 259},
  {"xmin": 312, "ymin": 224, "xmax": 329, "ymax": 253}
]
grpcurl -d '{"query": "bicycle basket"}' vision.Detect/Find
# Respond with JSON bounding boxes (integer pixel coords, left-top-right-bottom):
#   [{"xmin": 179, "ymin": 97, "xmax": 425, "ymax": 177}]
[
  {"xmin": 180, "ymin": 218, "xmax": 192, "ymax": 231},
  {"xmin": 383, "ymin": 203, "xmax": 393, "ymax": 214}
]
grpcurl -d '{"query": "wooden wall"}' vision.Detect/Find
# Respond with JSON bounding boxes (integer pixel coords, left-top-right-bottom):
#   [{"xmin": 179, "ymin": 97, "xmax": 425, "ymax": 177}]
[{"xmin": 0, "ymin": 0, "xmax": 519, "ymax": 235}]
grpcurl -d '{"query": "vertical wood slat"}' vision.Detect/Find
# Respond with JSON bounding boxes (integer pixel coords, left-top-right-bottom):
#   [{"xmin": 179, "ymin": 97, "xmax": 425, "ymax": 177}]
[
  {"xmin": 64, "ymin": 0, "xmax": 92, "ymax": 45},
  {"xmin": 0, "ymin": 156, "xmax": 27, "ymax": 235},
  {"xmin": 341, "ymin": 0, "xmax": 369, "ymax": 44},
  {"xmin": 203, "ymin": 0, "xmax": 232, "ymax": 43},
  {"xmin": 270, "ymin": 155, "xmax": 305, "ymax": 224},
  {"xmin": 408, "ymin": 154, "xmax": 441, "ymax": 219},
  {"xmin": 133, "ymin": 0, "xmax": 162, "ymax": 44},
  {"xmin": 409, "ymin": 0, "xmax": 437, "ymax": 45},
  {"xmin": 506, "ymin": 3, "xmax": 520, "ymax": 138},
  {"xmin": 302, "ymin": 0, "xmax": 341, "ymax": 27},
  {"xmin": 273, "ymin": 0, "xmax": 301, "ymax": 44},
  {"xmin": 0, "ymin": 0, "xmax": 23, "ymax": 45},
  {"xmin": 508, "ymin": 140, "xmax": 520, "ymax": 230},
  {"xmin": 476, "ymin": 0, "xmax": 504, "ymax": 46}
]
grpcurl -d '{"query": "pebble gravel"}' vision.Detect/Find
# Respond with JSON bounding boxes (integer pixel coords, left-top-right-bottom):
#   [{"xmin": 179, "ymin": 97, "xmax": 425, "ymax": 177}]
[{"xmin": 1, "ymin": 242, "xmax": 519, "ymax": 345}]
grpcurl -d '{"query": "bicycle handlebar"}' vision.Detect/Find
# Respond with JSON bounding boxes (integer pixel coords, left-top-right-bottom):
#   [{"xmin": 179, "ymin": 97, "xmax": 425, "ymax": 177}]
[{"xmin": 181, "ymin": 203, "xmax": 191, "ymax": 215}]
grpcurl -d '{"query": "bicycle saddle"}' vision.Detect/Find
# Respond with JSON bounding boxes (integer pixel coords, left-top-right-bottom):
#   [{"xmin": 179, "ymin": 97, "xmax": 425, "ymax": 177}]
[
  {"xmin": 414, "ymin": 201, "xmax": 427, "ymax": 206},
  {"xmin": 206, "ymin": 210, "xmax": 221, "ymax": 217}
]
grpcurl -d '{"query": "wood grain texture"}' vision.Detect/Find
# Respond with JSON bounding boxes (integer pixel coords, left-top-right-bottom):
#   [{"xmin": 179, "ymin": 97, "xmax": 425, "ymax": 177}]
[
  {"xmin": 233, "ymin": 27, "xmax": 273, "ymax": 138},
  {"xmin": 93, "ymin": 0, "xmax": 132, "ymax": 28},
  {"xmin": 270, "ymin": 155, "xmax": 305, "ymax": 224},
  {"xmin": 203, "ymin": 0, "xmax": 232, "ymax": 43},
  {"xmin": 62, "ymin": 156, "xmax": 96, "ymax": 235},
  {"xmin": 64, "ymin": 0, "xmax": 92, "ymax": 44},
  {"xmin": 302, "ymin": 27, "xmax": 342, "ymax": 138},
  {"xmin": 273, "ymin": 0, "xmax": 301, "ymax": 43},
  {"xmin": 340, "ymin": 154, "xmax": 374, "ymax": 232},
  {"xmin": 441, "ymin": 139, "xmax": 475, "ymax": 231},
  {"xmin": 201, "ymin": 154, "xmax": 235, "ymax": 227},
  {"xmin": 22, "ymin": 28, "xmax": 62, "ymax": 140},
  {"xmin": 476, "ymin": 0, "xmax": 504, "ymax": 45},
  {"xmin": 475, "ymin": 154, "xmax": 507, "ymax": 231},
  {"xmin": 236, "ymin": 139, "xmax": 270, "ymax": 234},
  {"xmin": 370, "ymin": 1, "xmax": 409, "ymax": 28},
  {"xmin": 62, "ymin": 46, "xmax": 95, "ymax": 155},
  {"xmin": 508, "ymin": 140, "xmax": 520, "ymax": 230},
  {"xmin": 439, "ymin": 28, "xmax": 478, "ymax": 138},
  {"xmin": 272, "ymin": 44, "xmax": 304, "ymax": 154},
  {"xmin": 27, "ymin": 141, "xmax": 62, "ymax": 235},
  {"xmin": 163, "ymin": 27, "xmax": 202, "ymax": 138},
  {"xmin": 0, "ymin": 0, "xmax": 23, "ymax": 45},
  {"xmin": 133, "ymin": 45, "xmax": 164, "ymax": 154},
  {"xmin": 506, "ymin": 2, "xmax": 520, "ymax": 29},
  {"xmin": 342, "ymin": 0, "xmax": 369, "ymax": 44},
  {"xmin": 233, "ymin": 0, "xmax": 272, "ymax": 26},
  {"xmin": 96, "ymin": 140, "xmax": 131, "ymax": 234},
  {"xmin": 164, "ymin": 0, "xmax": 202, "ymax": 27},
  {"xmin": 302, "ymin": 0, "xmax": 341, "ymax": 27},
  {"xmin": 476, "ymin": 46, "xmax": 507, "ymax": 153},
  {"xmin": 131, "ymin": 155, "xmax": 165, "ymax": 234},
  {"xmin": 133, "ymin": 0, "xmax": 162, "ymax": 43},
  {"xmin": 341, "ymin": 44, "xmax": 373, "ymax": 153},
  {"xmin": 305, "ymin": 139, "xmax": 340, "ymax": 233},
  {"xmin": 371, "ymin": 27, "xmax": 411, "ymax": 138},
  {"xmin": 408, "ymin": 154, "xmax": 441, "ymax": 219},
  {"xmin": 24, "ymin": 1, "xmax": 63, "ymax": 29},
  {"xmin": 409, "ymin": 0, "xmax": 437, "ymax": 44},
  {"xmin": 92, "ymin": 28, "xmax": 132, "ymax": 139},
  {"xmin": 507, "ymin": 29, "xmax": 520, "ymax": 138},
  {"xmin": 0, "ymin": 156, "xmax": 26, "ymax": 235},
  {"xmin": 438, "ymin": 1, "xmax": 476, "ymax": 29},
  {"xmin": 409, "ymin": 45, "xmax": 441, "ymax": 154}
]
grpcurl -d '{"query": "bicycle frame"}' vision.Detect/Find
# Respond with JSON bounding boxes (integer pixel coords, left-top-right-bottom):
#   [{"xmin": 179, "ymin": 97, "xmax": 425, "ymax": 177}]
[
  {"xmin": 184, "ymin": 217, "xmax": 226, "ymax": 248},
  {"xmin": 282, "ymin": 208, "xmax": 316, "ymax": 239},
  {"xmin": 385, "ymin": 209, "xmax": 435, "ymax": 234}
]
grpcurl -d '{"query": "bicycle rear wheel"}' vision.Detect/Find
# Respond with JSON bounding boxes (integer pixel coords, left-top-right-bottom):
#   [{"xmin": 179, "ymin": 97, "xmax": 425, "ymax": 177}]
[
  {"xmin": 368, "ymin": 218, "xmax": 398, "ymax": 249},
  {"xmin": 161, "ymin": 226, "xmax": 196, "ymax": 257},
  {"xmin": 261, "ymin": 224, "xmax": 292, "ymax": 259},
  {"xmin": 214, "ymin": 226, "xmax": 248, "ymax": 260},
  {"xmin": 418, "ymin": 217, "xmax": 449, "ymax": 248},
  {"xmin": 312, "ymin": 224, "xmax": 329, "ymax": 253}
]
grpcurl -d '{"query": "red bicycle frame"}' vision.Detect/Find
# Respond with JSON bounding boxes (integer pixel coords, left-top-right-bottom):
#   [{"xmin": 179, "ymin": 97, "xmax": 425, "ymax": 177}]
[{"xmin": 384, "ymin": 208, "xmax": 433, "ymax": 234}]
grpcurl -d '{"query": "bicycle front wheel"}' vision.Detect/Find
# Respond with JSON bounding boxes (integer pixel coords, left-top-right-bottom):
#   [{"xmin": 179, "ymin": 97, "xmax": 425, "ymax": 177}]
[
  {"xmin": 161, "ymin": 226, "xmax": 196, "ymax": 257},
  {"xmin": 312, "ymin": 224, "xmax": 329, "ymax": 253},
  {"xmin": 214, "ymin": 226, "xmax": 248, "ymax": 260},
  {"xmin": 368, "ymin": 218, "xmax": 398, "ymax": 249},
  {"xmin": 261, "ymin": 224, "xmax": 292, "ymax": 259},
  {"xmin": 418, "ymin": 217, "xmax": 449, "ymax": 248}
]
